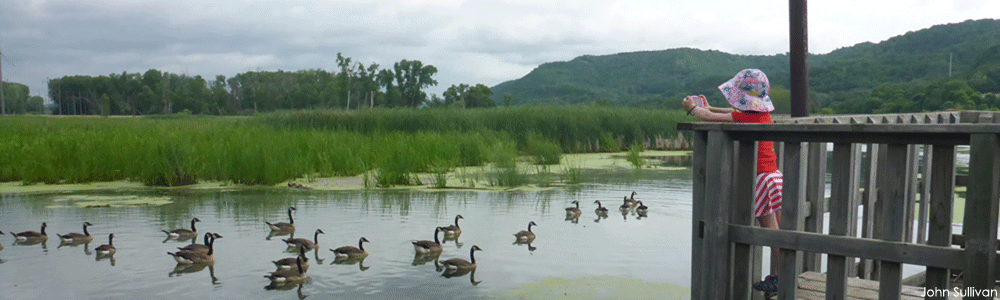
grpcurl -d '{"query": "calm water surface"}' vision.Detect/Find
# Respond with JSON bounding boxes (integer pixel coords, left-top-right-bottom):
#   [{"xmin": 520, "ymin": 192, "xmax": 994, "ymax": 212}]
[{"xmin": 0, "ymin": 169, "xmax": 694, "ymax": 299}]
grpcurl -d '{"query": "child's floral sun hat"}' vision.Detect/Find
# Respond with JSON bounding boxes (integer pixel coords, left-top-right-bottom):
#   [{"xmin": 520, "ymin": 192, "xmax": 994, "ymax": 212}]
[{"xmin": 718, "ymin": 69, "xmax": 775, "ymax": 112}]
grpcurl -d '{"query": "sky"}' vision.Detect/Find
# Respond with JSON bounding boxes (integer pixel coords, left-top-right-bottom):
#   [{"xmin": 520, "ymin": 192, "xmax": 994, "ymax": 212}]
[{"xmin": 1, "ymin": 0, "xmax": 998, "ymax": 100}]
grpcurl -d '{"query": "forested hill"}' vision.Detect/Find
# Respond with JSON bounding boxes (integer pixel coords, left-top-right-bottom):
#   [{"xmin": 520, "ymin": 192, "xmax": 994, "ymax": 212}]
[{"xmin": 490, "ymin": 18, "xmax": 1000, "ymax": 114}]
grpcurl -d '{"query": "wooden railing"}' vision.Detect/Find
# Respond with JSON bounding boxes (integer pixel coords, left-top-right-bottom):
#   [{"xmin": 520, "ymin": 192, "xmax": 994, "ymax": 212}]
[{"xmin": 680, "ymin": 114, "xmax": 1000, "ymax": 300}]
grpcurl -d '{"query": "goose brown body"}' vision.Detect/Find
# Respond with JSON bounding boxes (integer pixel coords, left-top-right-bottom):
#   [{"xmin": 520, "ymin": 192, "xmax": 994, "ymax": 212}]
[
  {"xmin": 440, "ymin": 245, "xmax": 482, "ymax": 269},
  {"xmin": 283, "ymin": 229, "xmax": 324, "ymax": 251},
  {"xmin": 636, "ymin": 201, "xmax": 649, "ymax": 214},
  {"xmin": 441, "ymin": 215, "xmax": 463, "ymax": 235},
  {"xmin": 594, "ymin": 201, "xmax": 609, "ymax": 214},
  {"xmin": 266, "ymin": 207, "xmax": 296, "ymax": 231},
  {"xmin": 177, "ymin": 232, "xmax": 222, "ymax": 253},
  {"xmin": 58, "ymin": 222, "xmax": 94, "ymax": 243},
  {"xmin": 331, "ymin": 237, "xmax": 370, "ymax": 257},
  {"xmin": 412, "ymin": 227, "xmax": 443, "ymax": 254},
  {"xmin": 95, "ymin": 233, "xmax": 116, "ymax": 255},
  {"xmin": 15, "ymin": 222, "xmax": 48, "ymax": 240},
  {"xmin": 167, "ymin": 234, "xmax": 215, "ymax": 264},
  {"xmin": 274, "ymin": 246, "xmax": 310, "ymax": 270},
  {"xmin": 163, "ymin": 218, "xmax": 201, "ymax": 238},
  {"xmin": 565, "ymin": 200, "xmax": 582, "ymax": 216},
  {"xmin": 266, "ymin": 256, "xmax": 307, "ymax": 283},
  {"xmin": 514, "ymin": 221, "xmax": 537, "ymax": 242}
]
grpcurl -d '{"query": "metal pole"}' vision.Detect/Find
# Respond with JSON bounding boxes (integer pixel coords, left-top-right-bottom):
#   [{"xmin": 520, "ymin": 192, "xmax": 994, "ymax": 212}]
[{"xmin": 789, "ymin": 0, "xmax": 809, "ymax": 117}]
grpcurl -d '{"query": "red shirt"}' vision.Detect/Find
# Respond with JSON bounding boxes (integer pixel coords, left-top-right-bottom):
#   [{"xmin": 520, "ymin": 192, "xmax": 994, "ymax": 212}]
[{"xmin": 731, "ymin": 111, "xmax": 777, "ymax": 173}]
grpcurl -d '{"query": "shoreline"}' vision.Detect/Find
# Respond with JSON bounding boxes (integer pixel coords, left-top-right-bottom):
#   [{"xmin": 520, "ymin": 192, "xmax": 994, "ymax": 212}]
[{"xmin": 1, "ymin": 150, "xmax": 691, "ymax": 196}]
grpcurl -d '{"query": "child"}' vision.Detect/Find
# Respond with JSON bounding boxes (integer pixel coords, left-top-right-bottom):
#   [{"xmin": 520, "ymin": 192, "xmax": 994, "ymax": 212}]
[{"xmin": 682, "ymin": 69, "xmax": 783, "ymax": 293}]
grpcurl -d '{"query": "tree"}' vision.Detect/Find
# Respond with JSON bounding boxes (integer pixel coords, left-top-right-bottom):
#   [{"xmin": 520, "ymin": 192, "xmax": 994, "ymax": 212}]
[
  {"xmin": 465, "ymin": 84, "xmax": 494, "ymax": 108},
  {"xmin": 393, "ymin": 60, "xmax": 438, "ymax": 108}
]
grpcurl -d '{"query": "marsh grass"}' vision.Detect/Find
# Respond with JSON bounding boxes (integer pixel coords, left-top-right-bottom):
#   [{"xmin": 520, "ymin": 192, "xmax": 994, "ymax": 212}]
[{"xmin": 626, "ymin": 142, "xmax": 646, "ymax": 169}]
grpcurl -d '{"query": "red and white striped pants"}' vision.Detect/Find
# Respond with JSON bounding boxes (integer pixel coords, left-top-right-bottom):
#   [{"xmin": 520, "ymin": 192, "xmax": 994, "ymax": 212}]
[{"xmin": 754, "ymin": 171, "xmax": 783, "ymax": 218}]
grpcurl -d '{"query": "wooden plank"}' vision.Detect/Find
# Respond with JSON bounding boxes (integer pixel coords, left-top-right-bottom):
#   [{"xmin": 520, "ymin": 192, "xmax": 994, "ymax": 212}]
[
  {"xmin": 778, "ymin": 142, "xmax": 807, "ymax": 300},
  {"xmin": 732, "ymin": 140, "xmax": 757, "ymax": 300},
  {"xmin": 704, "ymin": 131, "xmax": 735, "ymax": 300},
  {"xmin": 847, "ymin": 144, "xmax": 863, "ymax": 277},
  {"xmin": 804, "ymin": 143, "xmax": 827, "ymax": 272},
  {"xmin": 729, "ymin": 225, "xmax": 965, "ymax": 270},
  {"xmin": 690, "ymin": 130, "xmax": 708, "ymax": 300},
  {"xmin": 917, "ymin": 145, "xmax": 932, "ymax": 244},
  {"xmin": 859, "ymin": 144, "xmax": 879, "ymax": 280},
  {"xmin": 925, "ymin": 144, "xmax": 955, "ymax": 299},
  {"xmin": 796, "ymin": 272, "xmax": 925, "ymax": 300},
  {"xmin": 879, "ymin": 144, "xmax": 908, "ymax": 300},
  {"xmin": 904, "ymin": 144, "xmax": 918, "ymax": 243},
  {"xmin": 826, "ymin": 143, "xmax": 852, "ymax": 299},
  {"xmin": 679, "ymin": 122, "xmax": 1000, "ymax": 134},
  {"xmin": 962, "ymin": 133, "xmax": 1000, "ymax": 295}
]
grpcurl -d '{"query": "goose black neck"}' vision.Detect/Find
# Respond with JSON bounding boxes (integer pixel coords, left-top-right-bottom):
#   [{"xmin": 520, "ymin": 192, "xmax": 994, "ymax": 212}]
[
  {"xmin": 190, "ymin": 219, "xmax": 197, "ymax": 232},
  {"xmin": 41, "ymin": 223, "xmax": 47, "ymax": 235},
  {"xmin": 470, "ymin": 248, "xmax": 477, "ymax": 265},
  {"xmin": 295, "ymin": 256, "xmax": 303, "ymax": 273},
  {"xmin": 358, "ymin": 239, "xmax": 366, "ymax": 251},
  {"xmin": 454, "ymin": 216, "xmax": 461, "ymax": 227},
  {"xmin": 575, "ymin": 202, "xmax": 580, "ymax": 209},
  {"xmin": 298, "ymin": 245, "xmax": 306, "ymax": 258},
  {"xmin": 313, "ymin": 231, "xmax": 320, "ymax": 244},
  {"xmin": 596, "ymin": 202, "xmax": 602, "ymax": 208},
  {"xmin": 527, "ymin": 223, "xmax": 533, "ymax": 233},
  {"xmin": 288, "ymin": 208, "xmax": 295, "ymax": 224},
  {"xmin": 108, "ymin": 234, "xmax": 114, "ymax": 246},
  {"xmin": 83, "ymin": 223, "xmax": 90, "ymax": 236},
  {"xmin": 433, "ymin": 229, "xmax": 440, "ymax": 244},
  {"xmin": 203, "ymin": 233, "xmax": 212, "ymax": 245},
  {"xmin": 206, "ymin": 234, "xmax": 214, "ymax": 255}
]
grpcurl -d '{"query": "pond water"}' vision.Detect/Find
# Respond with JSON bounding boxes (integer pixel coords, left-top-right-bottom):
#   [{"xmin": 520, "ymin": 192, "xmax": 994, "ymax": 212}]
[{"xmin": 0, "ymin": 169, "xmax": 695, "ymax": 299}]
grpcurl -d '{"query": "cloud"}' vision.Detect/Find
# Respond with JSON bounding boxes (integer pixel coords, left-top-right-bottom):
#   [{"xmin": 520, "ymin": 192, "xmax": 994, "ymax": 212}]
[{"xmin": 1, "ymin": 0, "xmax": 997, "ymax": 100}]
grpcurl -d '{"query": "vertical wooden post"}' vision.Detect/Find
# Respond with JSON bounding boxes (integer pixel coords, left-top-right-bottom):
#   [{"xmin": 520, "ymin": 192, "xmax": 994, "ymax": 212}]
[
  {"xmin": 878, "ymin": 144, "xmax": 908, "ymax": 300},
  {"xmin": 732, "ymin": 140, "xmax": 757, "ymax": 300},
  {"xmin": 925, "ymin": 145, "xmax": 955, "ymax": 300},
  {"xmin": 826, "ymin": 143, "xmax": 852, "ymax": 299},
  {"xmin": 904, "ymin": 144, "xmax": 919, "ymax": 243},
  {"xmin": 691, "ymin": 130, "xmax": 708, "ymax": 300},
  {"xmin": 847, "ymin": 144, "xmax": 863, "ymax": 277},
  {"xmin": 803, "ymin": 142, "xmax": 826, "ymax": 271},
  {"xmin": 705, "ymin": 131, "xmax": 735, "ymax": 300},
  {"xmin": 789, "ymin": 0, "xmax": 809, "ymax": 117},
  {"xmin": 779, "ymin": 142, "xmax": 807, "ymax": 300},
  {"xmin": 962, "ymin": 133, "xmax": 1000, "ymax": 298},
  {"xmin": 859, "ymin": 143, "xmax": 879, "ymax": 279},
  {"xmin": 917, "ymin": 145, "xmax": 933, "ymax": 244}
]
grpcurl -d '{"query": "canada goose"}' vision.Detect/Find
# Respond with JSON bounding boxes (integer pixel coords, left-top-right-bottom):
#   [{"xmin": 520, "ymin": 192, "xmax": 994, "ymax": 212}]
[
  {"xmin": 440, "ymin": 245, "xmax": 482, "ymax": 269},
  {"xmin": 626, "ymin": 191, "xmax": 638, "ymax": 207},
  {"xmin": 636, "ymin": 201, "xmax": 649, "ymax": 214},
  {"xmin": 177, "ymin": 232, "xmax": 223, "ymax": 253},
  {"xmin": 0, "ymin": 231, "xmax": 4, "ymax": 251},
  {"xmin": 331, "ymin": 237, "xmax": 370, "ymax": 258},
  {"xmin": 283, "ymin": 229, "xmax": 324, "ymax": 251},
  {"xmin": 412, "ymin": 227, "xmax": 443, "ymax": 254},
  {"xmin": 441, "ymin": 215, "xmax": 463, "ymax": 236},
  {"xmin": 266, "ymin": 207, "xmax": 297, "ymax": 231},
  {"xmin": 594, "ymin": 201, "xmax": 609, "ymax": 214},
  {"xmin": 619, "ymin": 197, "xmax": 632, "ymax": 211},
  {"xmin": 514, "ymin": 221, "xmax": 537, "ymax": 242},
  {"xmin": 565, "ymin": 200, "xmax": 582, "ymax": 216},
  {"xmin": 265, "ymin": 255, "xmax": 307, "ymax": 283},
  {"xmin": 163, "ymin": 218, "xmax": 201, "ymax": 238},
  {"xmin": 58, "ymin": 221, "xmax": 94, "ymax": 243},
  {"xmin": 14, "ymin": 222, "xmax": 48, "ymax": 241},
  {"xmin": 274, "ymin": 245, "xmax": 310, "ymax": 271},
  {"xmin": 95, "ymin": 233, "xmax": 116, "ymax": 256},
  {"xmin": 167, "ymin": 233, "xmax": 216, "ymax": 264}
]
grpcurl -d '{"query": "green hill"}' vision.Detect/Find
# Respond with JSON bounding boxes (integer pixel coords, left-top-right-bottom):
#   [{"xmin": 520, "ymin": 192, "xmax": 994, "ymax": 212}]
[{"xmin": 492, "ymin": 18, "xmax": 1000, "ymax": 113}]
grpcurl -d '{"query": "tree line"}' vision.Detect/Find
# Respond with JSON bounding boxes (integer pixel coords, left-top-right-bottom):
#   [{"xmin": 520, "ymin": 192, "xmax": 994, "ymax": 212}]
[{"xmin": 37, "ymin": 54, "xmax": 495, "ymax": 116}]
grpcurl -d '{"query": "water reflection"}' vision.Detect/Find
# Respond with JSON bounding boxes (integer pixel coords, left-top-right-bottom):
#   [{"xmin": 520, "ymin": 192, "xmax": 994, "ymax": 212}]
[
  {"xmin": 513, "ymin": 241, "xmax": 537, "ymax": 252},
  {"xmin": 565, "ymin": 214, "xmax": 580, "ymax": 223},
  {"xmin": 264, "ymin": 281, "xmax": 309, "ymax": 300},
  {"xmin": 441, "ymin": 234, "xmax": 463, "ymax": 249},
  {"xmin": 331, "ymin": 255, "xmax": 369, "ymax": 271},
  {"xmin": 412, "ymin": 252, "xmax": 441, "ymax": 266},
  {"xmin": 169, "ymin": 264, "xmax": 219, "ymax": 285},
  {"xmin": 265, "ymin": 229, "xmax": 294, "ymax": 240},
  {"xmin": 58, "ymin": 240, "xmax": 92, "ymax": 255},
  {"xmin": 95, "ymin": 253, "xmax": 116, "ymax": 266}
]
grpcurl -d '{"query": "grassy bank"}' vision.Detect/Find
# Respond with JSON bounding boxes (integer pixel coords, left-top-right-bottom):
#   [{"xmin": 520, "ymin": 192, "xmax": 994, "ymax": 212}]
[{"xmin": 0, "ymin": 106, "xmax": 692, "ymax": 187}]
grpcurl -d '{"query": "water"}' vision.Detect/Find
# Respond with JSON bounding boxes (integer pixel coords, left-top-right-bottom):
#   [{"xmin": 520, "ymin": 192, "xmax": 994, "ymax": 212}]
[{"xmin": 0, "ymin": 169, "xmax": 694, "ymax": 299}]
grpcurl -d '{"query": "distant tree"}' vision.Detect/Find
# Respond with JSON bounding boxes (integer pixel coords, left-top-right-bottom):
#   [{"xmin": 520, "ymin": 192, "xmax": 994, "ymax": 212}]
[
  {"xmin": 465, "ymin": 84, "xmax": 494, "ymax": 108},
  {"xmin": 393, "ymin": 60, "xmax": 438, "ymax": 108},
  {"xmin": 27, "ymin": 96, "xmax": 44, "ymax": 114}
]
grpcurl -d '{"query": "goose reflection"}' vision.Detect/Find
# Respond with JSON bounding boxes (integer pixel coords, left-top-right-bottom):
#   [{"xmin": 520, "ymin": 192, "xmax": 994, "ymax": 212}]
[
  {"xmin": 58, "ymin": 239, "xmax": 91, "ymax": 253},
  {"xmin": 331, "ymin": 255, "xmax": 370, "ymax": 271},
  {"xmin": 593, "ymin": 213, "xmax": 608, "ymax": 223},
  {"xmin": 95, "ymin": 253, "xmax": 116, "ymax": 266},
  {"xmin": 14, "ymin": 238, "xmax": 48, "ymax": 249},
  {"xmin": 265, "ymin": 281, "xmax": 311, "ymax": 297},
  {"xmin": 162, "ymin": 234, "xmax": 196, "ymax": 244},
  {"xmin": 266, "ymin": 229, "xmax": 294, "ymax": 240},
  {"xmin": 441, "ymin": 234, "xmax": 463, "ymax": 248},
  {"xmin": 412, "ymin": 252, "xmax": 440, "ymax": 266},
  {"xmin": 513, "ymin": 241, "xmax": 537, "ymax": 252},
  {"xmin": 565, "ymin": 214, "xmax": 580, "ymax": 224},
  {"xmin": 442, "ymin": 267, "xmax": 482, "ymax": 286},
  {"xmin": 169, "ymin": 264, "xmax": 219, "ymax": 285}
]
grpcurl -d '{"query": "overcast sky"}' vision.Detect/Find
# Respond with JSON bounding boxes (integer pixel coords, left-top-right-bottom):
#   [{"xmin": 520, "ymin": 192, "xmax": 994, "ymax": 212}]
[{"xmin": 1, "ymin": 0, "xmax": 998, "ymax": 100}]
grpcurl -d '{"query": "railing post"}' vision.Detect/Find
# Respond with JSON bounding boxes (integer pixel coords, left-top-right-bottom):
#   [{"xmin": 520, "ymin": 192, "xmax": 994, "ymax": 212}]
[
  {"xmin": 691, "ymin": 130, "xmax": 708, "ymax": 300},
  {"xmin": 778, "ymin": 142, "xmax": 806, "ymax": 300},
  {"xmin": 826, "ymin": 143, "xmax": 853, "ymax": 299},
  {"xmin": 732, "ymin": 140, "xmax": 757, "ymax": 300},
  {"xmin": 859, "ymin": 143, "xmax": 879, "ymax": 279},
  {"xmin": 705, "ymin": 131, "xmax": 735, "ymax": 299},
  {"xmin": 803, "ymin": 142, "xmax": 826, "ymax": 272},
  {"xmin": 878, "ymin": 144, "xmax": 908, "ymax": 300},
  {"xmin": 962, "ymin": 133, "xmax": 1000, "ymax": 298},
  {"xmin": 917, "ymin": 144, "xmax": 933, "ymax": 245},
  {"xmin": 925, "ymin": 145, "xmax": 955, "ymax": 300}
]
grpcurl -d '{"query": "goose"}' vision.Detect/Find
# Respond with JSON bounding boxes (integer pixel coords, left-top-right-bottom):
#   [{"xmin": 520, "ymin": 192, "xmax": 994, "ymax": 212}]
[
  {"xmin": 440, "ymin": 245, "xmax": 482, "ymax": 270},
  {"xmin": 266, "ymin": 207, "xmax": 297, "ymax": 231},
  {"xmin": 619, "ymin": 197, "xmax": 631, "ymax": 212},
  {"xmin": 95, "ymin": 233, "xmax": 116, "ymax": 256},
  {"xmin": 594, "ymin": 201, "xmax": 609, "ymax": 214},
  {"xmin": 283, "ymin": 229, "xmax": 324, "ymax": 251},
  {"xmin": 636, "ymin": 201, "xmax": 649, "ymax": 214},
  {"xmin": 565, "ymin": 200, "xmax": 582, "ymax": 216},
  {"xmin": 412, "ymin": 227, "xmax": 443, "ymax": 254},
  {"xmin": 14, "ymin": 222, "xmax": 48, "ymax": 241},
  {"xmin": 265, "ymin": 255, "xmax": 307, "ymax": 283},
  {"xmin": 0, "ymin": 231, "xmax": 4, "ymax": 251},
  {"xmin": 163, "ymin": 218, "xmax": 201, "ymax": 238},
  {"xmin": 57, "ymin": 222, "xmax": 94, "ymax": 243},
  {"xmin": 167, "ymin": 233, "xmax": 216, "ymax": 264},
  {"xmin": 274, "ymin": 245, "xmax": 310, "ymax": 271},
  {"xmin": 177, "ymin": 232, "xmax": 223, "ymax": 253},
  {"xmin": 513, "ymin": 221, "xmax": 537, "ymax": 242},
  {"xmin": 331, "ymin": 237, "xmax": 370, "ymax": 258},
  {"xmin": 626, "ymin": 191, "xmax": 638, "ymax": 207},
  {"xmin": 441, "ymin": 215, "xmax": 463, "ymax": 236}
]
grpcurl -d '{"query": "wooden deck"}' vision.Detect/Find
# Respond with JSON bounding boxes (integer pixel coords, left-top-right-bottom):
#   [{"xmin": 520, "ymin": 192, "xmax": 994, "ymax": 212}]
[{"xmin": 794, "ymin": 271, "xmax": 1000, "ymax": 300}]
